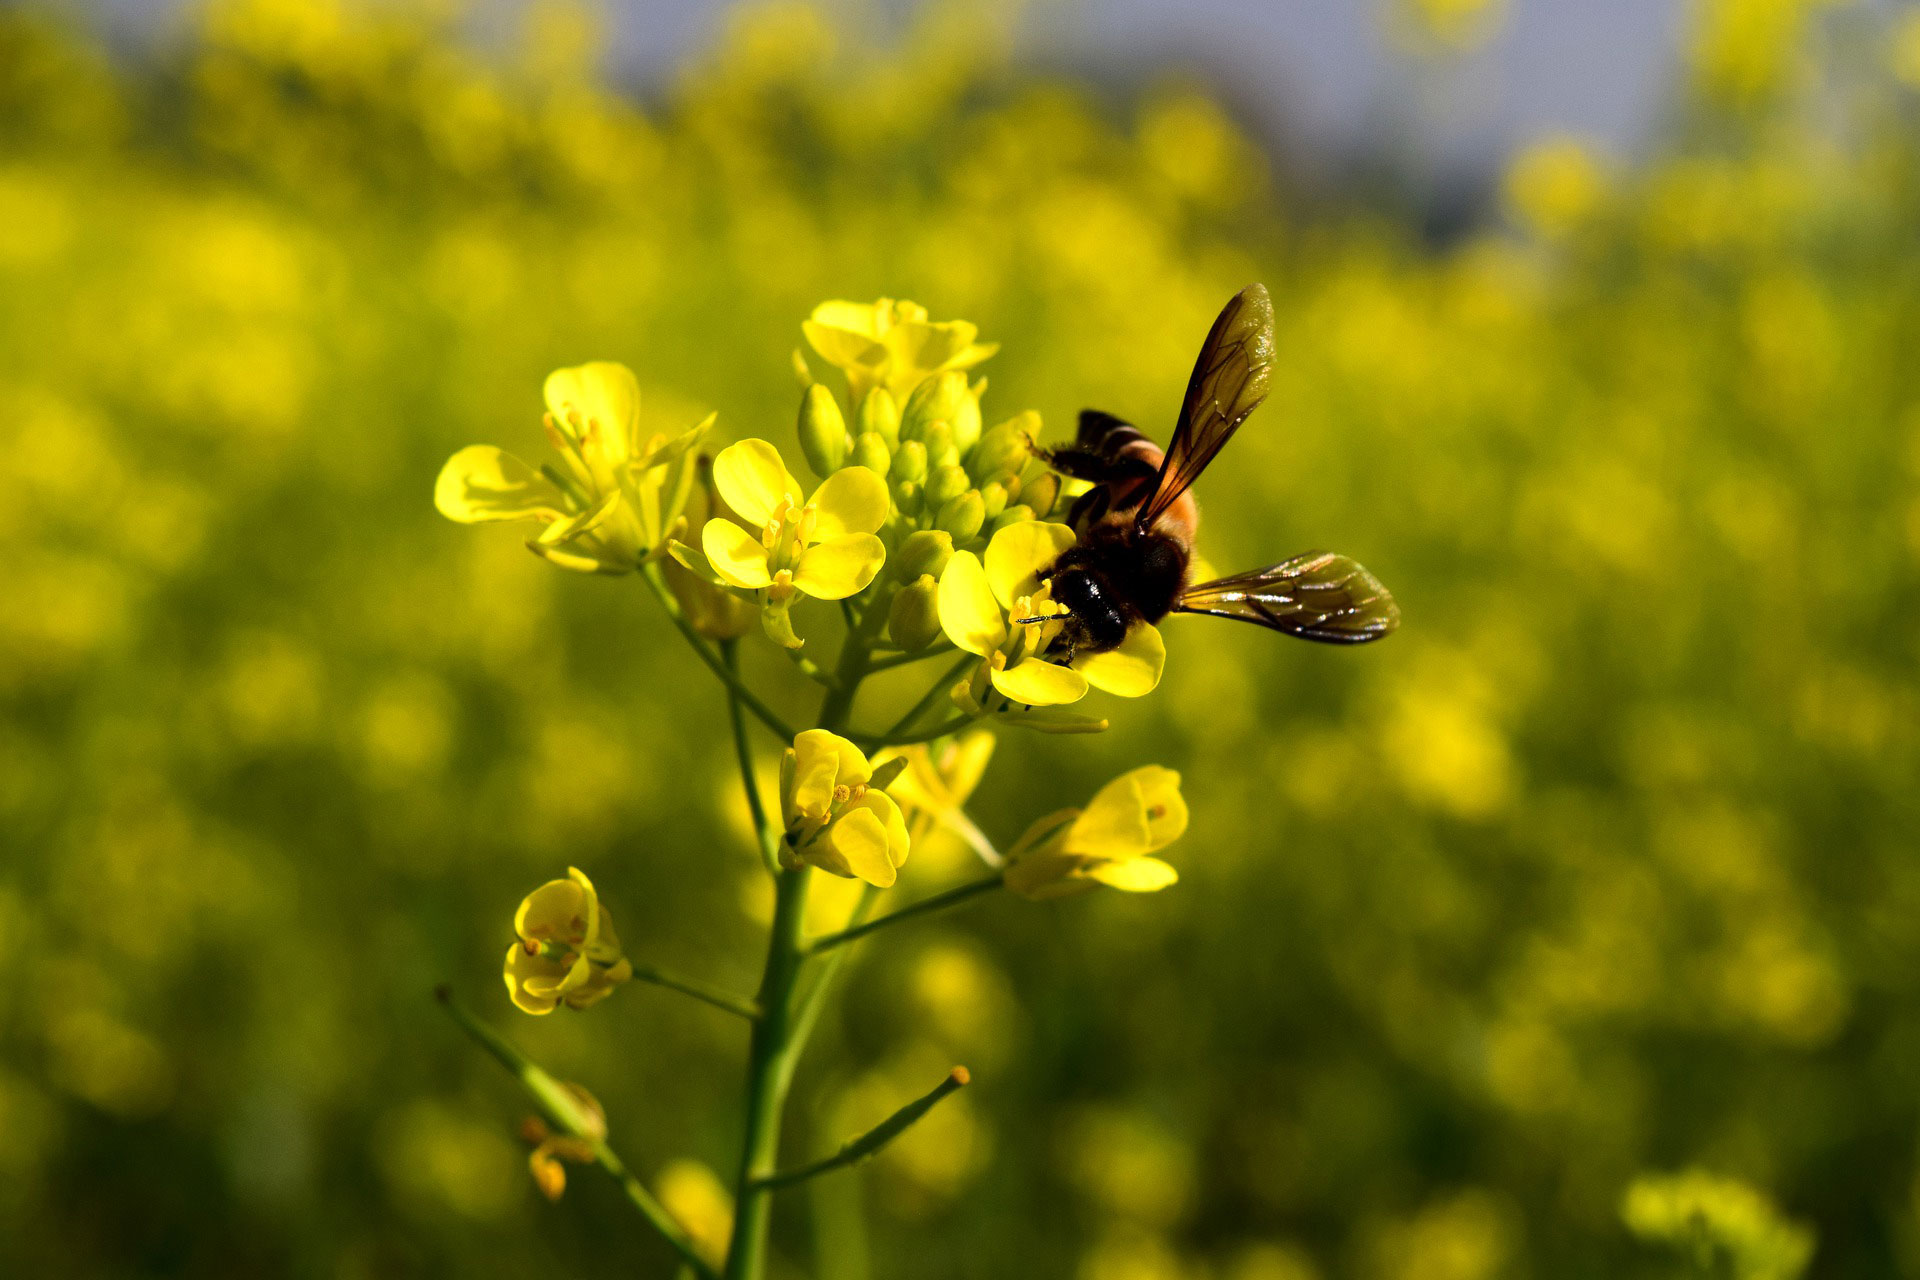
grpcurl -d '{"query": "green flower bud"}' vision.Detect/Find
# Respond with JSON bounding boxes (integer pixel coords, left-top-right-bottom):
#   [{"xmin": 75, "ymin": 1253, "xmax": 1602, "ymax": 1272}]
[
  {"xmin": 893, "ymin": 529, "xmax": 953, "ymax": 581},
  {"xmin": 797, "ymin": 384, "xmax": 848, "ymax": 478},
  {"xmin": 892, "ymin": 439, "xmax": 928, "ymax": 485},
  {"xmin": 924, "ymin": 464, "xmax": 970, "ymax": 512},
  {"xmin": 979, "ymin": 480, "xmax": 1009, "ymax": 520},
  {"xmin": 922, "ymin": 422, "xmax": 958, "ymax": 470},
  {"xmin": 1022, "ymin": 472, "xmax": 1061, "ymax": 519},
  {"xmin": 858, "ymin": 386, "xmax": 901, "ymax": 449},
  {"xmin": 886, "ymin": 575, "xmax": 944, "ymax": 652},
  {"xmin": 893, "ymin": 480, "xmax": 924, "ymax": 517},
  {"xmin": 901, "ymin": 371, "xmax": 969, "ymax": 444},
  {"xmin": 952, "ymin": 377, "xmax": 984, "ymax": 455},
  {"xmin": 969, "ymin": 413, "xmax": 1033, "ymax": 483},
  {"xmin": 936, "ymin": 490, "xmax": 986, "ymax": 543},
  {"xmin": 852, "ymin": 430, "xmax": 892, "ymax": 477},
  {"xmin": 988, "ymin": 503, "xmax": 1034, "ymax": 534}
]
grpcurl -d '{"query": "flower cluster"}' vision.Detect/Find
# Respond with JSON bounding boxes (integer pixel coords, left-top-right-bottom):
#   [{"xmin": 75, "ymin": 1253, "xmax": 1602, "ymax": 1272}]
[
  {"xmin": 779, "ymin": 730, "xmax": 913, "ymax": 887},
  {"xmin": 436, "ymin": 363, "xmax": 710, "ymax": 574},
  {"xmin": 502, "ymin": 868, "xmax": 633, "ymax": 1014}
]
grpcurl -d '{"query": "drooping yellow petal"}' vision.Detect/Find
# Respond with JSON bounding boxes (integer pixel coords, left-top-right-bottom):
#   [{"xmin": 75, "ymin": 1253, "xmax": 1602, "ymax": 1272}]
[
  {"xmin": 702, "ymin": 519, "xmax": 774, "ymax": 589},
  {"xmin": 794, "ymin": 729, "xmax": 872, "ymax": 791},
  {"xmin": 984, "ymin": 521, "xmax": 1077, "ymax": 610},
  {"xmin": 504, "ymin": 943, "xmax": 562, "ymax": 1014},
  {"xmin": 792, "ymin": 534, "xmax": 885, "ymax": 600},
  {"xmin": 806, "ymin": 466, "xmax": 889, "ymax": 539},
  {"xmin": 814, "ymin": 806, "xmax": 899, "ymax": 887},
  {"xmin": 1076, "ymin": 622, "xmax": 1166, "ymax": 697},
  {"xmin": 807, "ymin": 300, "xmax": 886, "ymax": 340},
  {"xmin": 515, "ymin": 876, "xmax": 592, "ymax": 944},
  {"xmin": 544, "ymin": 362, "xmax": 641, "ymax": 467},
  {"xmin": 1002, "ymin": 850, "xmax": 1093, "ymax": 901},
  {"xmin": 712, "ymin": 439, "xmax": 802, "ymax": 528},
  {"xmin": 1084, "ymin": 856, "xmax": 1179, "ymax": 892},
  {"xmin": 787, "ymin": 742, "xmax": 841, "ymax": 826},
  {"xmin": 937, "ymin": 552, "xmax": 1008, "ymax": 657},
  {"xmin": 435, "ymin": 446, "xmax": 566, "ymax": 524},
  {"xmin": 844, "ymin": 790, "xmax": 912, "ymax": 870},
  {"xmin": 990, "ymin": 657, "xmax": 1089, "ymax": 707},
  {"xmin": 1065, "ymin": 771, "xmax": 1155, "ymax": 858}
]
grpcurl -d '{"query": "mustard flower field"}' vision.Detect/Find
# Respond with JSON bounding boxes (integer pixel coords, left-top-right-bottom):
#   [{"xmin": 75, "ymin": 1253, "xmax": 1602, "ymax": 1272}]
[{"xmin": 2, "ymin": 1, "xmax": 1918, "ymax": 1276}]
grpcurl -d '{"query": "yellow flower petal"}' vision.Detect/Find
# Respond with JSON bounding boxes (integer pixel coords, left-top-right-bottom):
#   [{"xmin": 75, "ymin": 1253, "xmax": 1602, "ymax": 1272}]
[
  {"xmin": 1076, "ymin": 623, "xmax": 1165, "ymax": 697},
  {"xmin": 712, "ymin": 439, "xmax": 802, "ymax": 528},
  {"xmin": 793, "ymin": 534, "xmax": 885, "ymax": 600},
  {"xmin": 435, "ymin": 446, "xmax": 566, "ymax": 524},
  {"xmin": 1067, "ymin": 766, "xmax": 1186, "ymax": 857},
  {"xmin": 808, "ymin": 300, "xmax": 886, "ymax": 340},
  {"xmin": 814, "ymin": 806, "xmax": 899, "ymax": 887},
  {"xmin": 1084, "ymin": 856, "xmax": 1179, "ymax": 893},
  {"xmin": 545, "ymin": 362, "xmax": 641, "ymax": 468},
  {"xmin": 794, "ymin": 729, "xmax": 871, "ymax": 791},
  {"xmin": 505, "ymin": 943, "xmax": 562, "ymax": 1014},
  {"xmin": 1002, "ymin": 850, "xmax": 1093, "ymax": 901},
  {"xmin": 845, "ymin": 790, "xmax": 912, "ymax": 869},
  {"xmin": 807, "ymin": 466, "xmax": 889, "ymax": 539},
  {"xmin": 990, "ymin": 657, "xmax": 1089, "ymax": 707},
  {"xmin": 937, "ymin": 552, "xmax": 1008, "ymax": 656},
  {"xmin": 702, "ymin": 519, "xmax": 774, "ymax": 589},
  {"xmin": 515, "ymin": 876, "xmax": 592, "ymax": 944},
  {"xmin": 984, "ymin": 521, "xmax": 1077, "ymax": 610}
]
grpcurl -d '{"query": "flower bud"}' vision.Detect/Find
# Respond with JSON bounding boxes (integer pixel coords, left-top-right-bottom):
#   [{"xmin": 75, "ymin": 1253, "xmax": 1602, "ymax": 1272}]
[
  {"xmin": 797, "ymin": 384, "xmax": 848, "ymax": 478},
  {"xmin": 969, "ymin": 414, "xmax": 1033, "ymax": 483},
  {"xmin": 952, "ymin": 377, "xmax": 984, "ymax": 455},
  {"xmin": 924, "ymin": 464, "xmax": 970, "ymax": 512},
  {"xmin": 979, "ymin": 480, "xmax": 1009, "ymax": 520},
  {"xmin": 892, "ymin": 439, "xmax": 928, "ymax": 485},
  {"xmin": 935, "ymin": 490, "xmax": 986, "ymax": 543},
  {"xmin": 988, "ymin": 503, "xmax": 1033, "ymax": 534},
  {"xmin": 857, "ymin": 386, "xmax": 901, "ymax": 449},
  {"xmin": 893, "ymin": 480, "xmax": 924, "ymax": 517},
  {"xmin": 901, "ymin": 371, "xmax": 969, "ymax": 444},
  {"xmin": 893, "ymin": 529, "xmax": 953, "ymax": 581},
  {"xmin": 851, "ymin": 430, "xmax": 892, "ymax": 477},
  {"xmin": 887, "ymin": 575, "xmax": 943, "ymax": 651},
  {"xmin": 921, "ymin": 422, "xmax": 958, "ymax": 470},
  {"xmin": 1022, "ymin": 473, "xmax": 1061, "ymax": 519}
]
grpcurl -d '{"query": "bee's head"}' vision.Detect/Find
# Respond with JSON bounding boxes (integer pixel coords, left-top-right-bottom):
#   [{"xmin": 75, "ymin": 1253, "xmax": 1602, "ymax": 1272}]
[{"xmin": 1043, "ymin": 568, "xmax": 1131, "ymax": 654}]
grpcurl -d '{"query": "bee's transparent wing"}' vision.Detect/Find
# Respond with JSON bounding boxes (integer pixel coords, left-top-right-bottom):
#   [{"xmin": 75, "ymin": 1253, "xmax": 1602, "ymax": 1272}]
[
  {"xmin": 1174, "ymin": 551, "xmax": 1399, "ymax": 644},
  {"xmin": 1135, "ymin": 283, "xmax": 1275, "ymax": 531}
]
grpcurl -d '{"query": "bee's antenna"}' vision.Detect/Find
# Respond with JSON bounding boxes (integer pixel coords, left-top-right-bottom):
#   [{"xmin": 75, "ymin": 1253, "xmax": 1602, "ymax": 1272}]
[{"xmin": 1012, "ymin": 615, "xmax": 1053, "ymax": 626}]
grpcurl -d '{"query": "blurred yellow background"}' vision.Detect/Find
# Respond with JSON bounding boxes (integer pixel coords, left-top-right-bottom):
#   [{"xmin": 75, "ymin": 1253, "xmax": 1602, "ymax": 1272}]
[{"xmin": 1, "ymin": 0, "xmax": 1915, "ymax": 1275}]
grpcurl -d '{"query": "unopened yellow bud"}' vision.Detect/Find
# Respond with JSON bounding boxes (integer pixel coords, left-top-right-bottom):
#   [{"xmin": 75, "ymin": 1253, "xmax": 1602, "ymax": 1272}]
[
  {"xmin": 797, "ymin": 384, "xmax": 849, "ymax": 478},
  {"xmin": 988, "ymin": 503, "xmax": 1034, "ymax": 534},
  {"xmin": 924, "ymin": 464, "xmax": 970, "ymax": 512},
  {"xmin": 857, "ymin": 386, "xmax": 902, "ymax": 448},
  {"xmin": 892, "ymin": 529, "xmax": 953, "ymax": 581},
  {"xmin": 969, "ymin": 414, "xmax": 1033, "ymax": 482},
  {"xmin": 851, "ymin": 430, "xmax": 892, "ymax": 477},
  {"xmin": 892, "ymin": 439, "xmax": 928, "ymax": 485},
  {"xmin": 888, "ymin": 574, "xmax": 944, "ymax": 651},
  {"xmin": 1021, "ymin": 472, "xmax": 1060, "ymax": 518},
  {"xmin": 901, "ymin": 371, "xmax": 970, "ymax": 444},
  {"xmin": 936, "ymin": 490, "xmax": 986, "ymax": 543}
]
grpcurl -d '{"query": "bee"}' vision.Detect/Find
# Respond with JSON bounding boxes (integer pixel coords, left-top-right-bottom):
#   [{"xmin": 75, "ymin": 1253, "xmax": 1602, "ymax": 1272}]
[{"xmin": 1035, "ymin": 283, "xmax": 1399, "ymax": 656}]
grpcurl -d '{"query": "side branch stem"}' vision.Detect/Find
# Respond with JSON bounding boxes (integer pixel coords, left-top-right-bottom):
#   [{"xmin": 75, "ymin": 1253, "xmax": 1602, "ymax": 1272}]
[
  {"xmin": 749, "ymin": 1068, "xmax": 970, "ymax": 1191},
  {"xmin": 641, "ymin": 562, "xmax": 796, "ymax": 741},
  {"xmin": 805, "ymin": 876, "xmax": 1003, "ymax": 955},
  {"xmin": 630, "ymin": 962, "xmax": 762, "ymax": 1021}
]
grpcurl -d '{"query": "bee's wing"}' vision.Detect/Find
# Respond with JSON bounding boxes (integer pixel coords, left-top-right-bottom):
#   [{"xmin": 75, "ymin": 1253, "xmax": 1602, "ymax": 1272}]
[
  {"xmin": 1174, "ymin": 551, "xmax": 1399, "ymax": 644},
  {"xmin": 1135, "ymin": 284, "xmax": 1275, "ymax": 531}
]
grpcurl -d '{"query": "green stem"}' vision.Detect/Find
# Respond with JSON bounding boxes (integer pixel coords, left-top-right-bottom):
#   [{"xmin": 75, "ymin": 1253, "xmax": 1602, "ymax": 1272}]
[
  {"xmin": 749, "ymin": 1069, "xmax": 970, "ymax": 1191},
  {"xmin": 865, "ymin": 642, "xmax": 956, "ymax": 673},
  {"xmin": 722, "ymin": 867, "xmax": 813, "ymax": 1280},
  {"xmin": 724, "ymin": 640, "xmax": 784, "ymax": 877},
  {"xmin": 805, "ymin": 876, "xmax": 1002, "ymax": 955},
  {"xmin": 816, "ymin": 583, "xmax": 892, "ymax": 733},
  {"xmin": 642, "ymin": 562, "xmax": 796, "ymax": 742},
  {"xmin": 435, "ymin": 988, "xmax": 719, "ymax": 1280},
  {"xmin": 883, "ymin": 654, "xmax": 977, "ymax": 739},
  {"xmin": 849, "ymin": 714, "xmax": 977, "ymax": 750},
  {"xmin": 785, "ymin": 648, "xmax": 839, "ymax": 688},
  {"xmin": 630, "ymin": 962, "xmax": 762, "ymax": 1021}
]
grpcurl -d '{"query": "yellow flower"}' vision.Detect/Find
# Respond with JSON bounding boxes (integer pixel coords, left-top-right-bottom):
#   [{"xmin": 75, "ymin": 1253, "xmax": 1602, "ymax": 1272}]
[
  {"xmin": 519, "ymin": 1084, "xmax": 606, "ymax": 1200},
  {"xmin": 436, "ymin": 362, "xmax": 710, "ymax": 574},
  {"xmin": 502, "ymin": 867, "xmax": 633, "ymax": 1014},
  {"xmin": 700, "ymin": 440, "xmax": 888, "ymax": 606},
  {"xmin": 1002, "ymin": 766, "xmax": 1189, "ymax": 900},
  {"xmin": 779, "ymin": 729, "xmax": 912, "ymax": 888},
  {"xmin": 802, "ymin": 298, "xmax": 998, "ymax": 403},
  {"xmin": 879, "ymin": 728, "xmax": 999, "ymax": 861},
  {"xmin": 936, "ymin": 522, "xmax": 1165, "ymax": 710}
]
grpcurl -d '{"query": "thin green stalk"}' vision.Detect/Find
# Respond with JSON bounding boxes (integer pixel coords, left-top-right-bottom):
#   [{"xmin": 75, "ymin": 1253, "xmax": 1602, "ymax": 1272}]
[
  {"xmin": 851, "ymin": 714, "xmax": 977, "ymax": 750},
  {"xmin": 724, "ymin": 640, "xmax": 784, "ymax": 877},
  {"xmin": 882, "ymin": 654, "xmax": 977, "ymax": 739},
  {"xmin": 641, "ymin": 562, "xmax": 797, "ymax": 741},
  {"xmin": 630, "ymin": 962, "xmax": 761, "ymax": 1021},
  {"xmin": 785, "ymin": 648, "xmax": 838, "ymax": 688},
  {"xmin": 865, "ymin": 642, "xmax": 956, "ymax": 673},
  {"xmin": 805, "ymin": 876, "xmax": 1003, "ymax": 955},
  {"xmin": 435, "ymin": 988, "xmax": 719, "ymax": 1280},
  {"xmin": 722, "ymin": 867, "xmax": 813, "ymax": 1280},
  {"xmin": 750, "ymin": 1068, "xmax": 970, "ymax": 1191}
]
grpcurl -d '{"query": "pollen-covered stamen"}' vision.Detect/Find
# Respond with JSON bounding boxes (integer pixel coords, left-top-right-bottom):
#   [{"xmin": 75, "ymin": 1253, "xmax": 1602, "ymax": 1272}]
[
  {"xmin": 794, "ymin": 504, "xmax": 818, "ymax": 545},
  {"xmin": 832, "ymin": 784, "xmax": 852, "ymax": 804}
]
